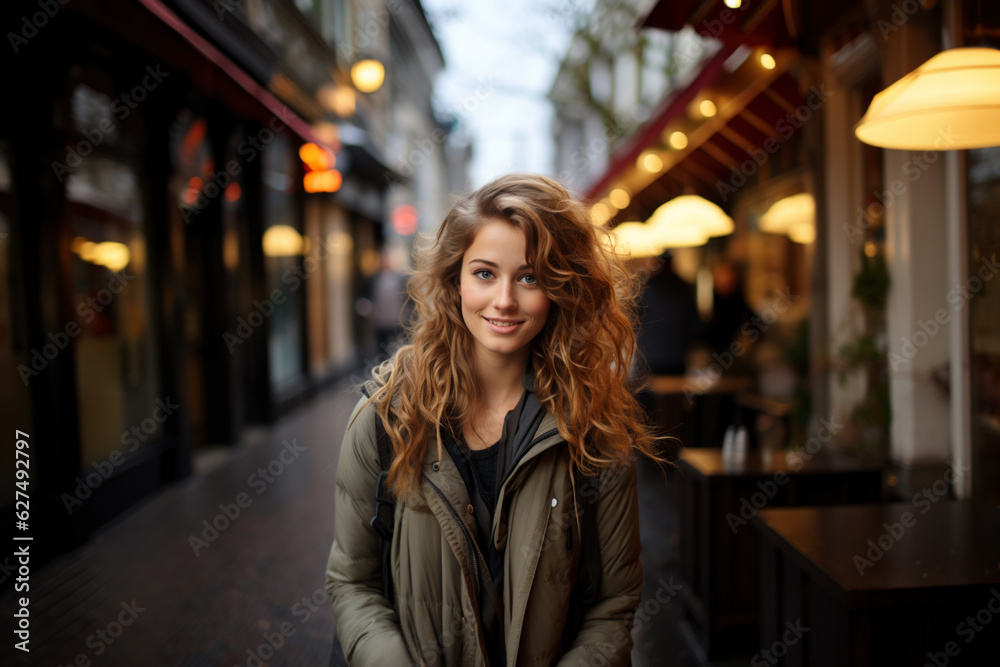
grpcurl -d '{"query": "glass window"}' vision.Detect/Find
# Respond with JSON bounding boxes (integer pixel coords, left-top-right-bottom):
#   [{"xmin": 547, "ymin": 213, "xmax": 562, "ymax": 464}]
[
  {"xmin": 967, "ymin": 145, "xmax": 1000, "ymax": 504},
  {"xmin": 168, "ymin": 110, "xmax": 214, "ymax": 446},
  {"xmin": 262, "ymin": 134, "xmax": 305, "ymax": 393},
  {"xmin": 67, "ymin": 155, "xmax": 161, "ymax": 464},
  {"xmin": 325, "ymin": 206, "xmax": 355, "ymax": 368}
]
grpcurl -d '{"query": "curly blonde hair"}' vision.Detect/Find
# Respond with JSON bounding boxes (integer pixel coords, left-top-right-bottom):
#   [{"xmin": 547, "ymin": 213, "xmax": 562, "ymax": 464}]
[{"xmin": 365, "ymin": 173, "xmax": 662, "ymax": 497}]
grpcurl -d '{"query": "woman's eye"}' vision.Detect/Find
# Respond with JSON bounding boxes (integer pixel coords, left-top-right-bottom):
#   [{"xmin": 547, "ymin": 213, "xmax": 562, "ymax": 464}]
[
  {"xmin": 520, "ymin": 274, "xmax": 537, "ymax": 285},
  {"xmin": 474, "ymin": 269, "xmax": 494, "ymax": 280}
]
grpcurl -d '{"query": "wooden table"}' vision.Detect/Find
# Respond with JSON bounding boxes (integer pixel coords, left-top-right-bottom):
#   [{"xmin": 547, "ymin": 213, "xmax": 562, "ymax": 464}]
[
  {"xmin": 754, "ymin": 501, "xmax": 1000, "ymax": 666},
  {"xmin": 643, "ymin": 375, "xmax": 753, "ymax": 450},
  {"xmin": 676, "ymin": 448, "xmax": 883, "ymax": 661}
]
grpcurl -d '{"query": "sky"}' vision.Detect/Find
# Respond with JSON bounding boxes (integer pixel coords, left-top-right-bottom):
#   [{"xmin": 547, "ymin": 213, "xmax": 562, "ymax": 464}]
[{"xmin": 420, "ymin": 0, "xmax": 593, "ymax": 188}]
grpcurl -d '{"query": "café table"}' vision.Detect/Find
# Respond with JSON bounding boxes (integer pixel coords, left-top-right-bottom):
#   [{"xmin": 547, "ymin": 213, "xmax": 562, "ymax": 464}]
[
  {"xmin": 644, "ymin": 375, "xmax": 753, "ymax": 450},
  {"xmin": 675, "ymin": 447, "xmax": 883, "ymax": 661},
  {"xmin": 753, "ymin": 500, "xmax": 1000, "ymax": 667}
]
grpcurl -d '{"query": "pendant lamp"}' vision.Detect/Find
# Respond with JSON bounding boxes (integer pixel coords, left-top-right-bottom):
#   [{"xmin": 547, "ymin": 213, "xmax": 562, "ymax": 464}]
[
  {"xmin": 607, "ymin": 222, "xmax": 666, "ymax": 258},
  {"xmin": 855, "ymin": 47, "xmax": 1000, "ymax": 150},
  {"xmin": 647, "ymin": 195, "xmax": 734, "ymax": 239},
  {"xmin": 759, "ymin": 193, "xmax": 815, "ymax": 244}
]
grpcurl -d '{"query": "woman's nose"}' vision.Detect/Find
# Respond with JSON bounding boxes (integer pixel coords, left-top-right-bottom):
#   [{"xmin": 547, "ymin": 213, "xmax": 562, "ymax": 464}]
[{"xmin": 493, "ymin": 282, "xmax": 516, "ymax": 310}]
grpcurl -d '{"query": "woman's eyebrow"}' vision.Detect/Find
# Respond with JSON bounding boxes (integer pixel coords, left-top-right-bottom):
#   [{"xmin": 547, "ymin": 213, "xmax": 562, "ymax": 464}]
[{"xmin": 467, "ymin": 258, "xmax": 531, "ymax": 270}]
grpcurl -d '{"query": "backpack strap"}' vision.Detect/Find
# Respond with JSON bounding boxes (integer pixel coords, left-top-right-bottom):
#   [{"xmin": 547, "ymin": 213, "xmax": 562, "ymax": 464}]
[
  {"xmin": 369, "ymin": 409, "xmax": 396, "ymax": 605},
  {"xmin": 579, "ymin": 486, "xmax": 602, "ymax": 604}
]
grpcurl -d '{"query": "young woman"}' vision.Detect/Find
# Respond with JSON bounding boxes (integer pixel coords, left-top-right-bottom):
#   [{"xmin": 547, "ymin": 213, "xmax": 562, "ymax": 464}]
[{"xmin": 325, "ymin": 173, "xmax": 662, "ymax": 666}]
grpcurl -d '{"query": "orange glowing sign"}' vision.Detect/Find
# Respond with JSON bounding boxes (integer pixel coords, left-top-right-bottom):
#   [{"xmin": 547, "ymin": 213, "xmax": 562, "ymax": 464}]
[
  {"xmin": 299, "ymin": 142, "xmax": 335, "ymax": 171},
  {"xmin": 304, "ymin": 169, "xmax": 343, "ymax": 193}
]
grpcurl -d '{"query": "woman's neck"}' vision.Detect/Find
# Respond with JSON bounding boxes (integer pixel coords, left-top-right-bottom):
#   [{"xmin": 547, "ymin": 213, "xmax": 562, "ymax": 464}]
[{"xmin": 473, "ymin": 355, "xmax": 528, "ymax": 411}]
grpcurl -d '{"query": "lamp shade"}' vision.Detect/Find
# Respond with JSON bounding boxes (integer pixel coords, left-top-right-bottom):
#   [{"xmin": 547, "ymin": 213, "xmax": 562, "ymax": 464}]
[
  {"xmin": 759, "ymin": 193, "xmax": 814, "ymax": 233},
  {"xmin": 647, "ymin": 195, "xmax": 733, "ymax": 240},
  {"xmin": 607, "ymin": 222, "xmax": 665, "ymax": 258},
  {"xmin": 760, "ymin": 193, "xmax": 815, "ymax": 244},
  {"xmin": 855, "ymin": 47, "xmax": 1000, "ymax": 150}
]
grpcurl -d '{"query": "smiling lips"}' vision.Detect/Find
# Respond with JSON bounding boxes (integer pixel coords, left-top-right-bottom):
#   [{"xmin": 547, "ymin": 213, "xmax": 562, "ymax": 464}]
[{"xmin": 483, "ymin": 316, "xmax": 525, "ymax": 332}]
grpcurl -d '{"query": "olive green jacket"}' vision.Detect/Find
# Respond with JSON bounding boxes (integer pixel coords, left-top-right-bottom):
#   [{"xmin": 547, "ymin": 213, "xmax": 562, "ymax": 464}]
[{"xmin": 325, "ymin": 396, "xmax": 642, "ymax": 666}]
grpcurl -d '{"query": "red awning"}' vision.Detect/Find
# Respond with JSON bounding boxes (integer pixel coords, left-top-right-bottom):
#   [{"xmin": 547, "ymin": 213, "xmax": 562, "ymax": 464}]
[
  {"xmin": 584, "ymin": 46, "xmax": 733, "ymax": 202},
  {"xmin": 101, "ymin": 0, "xmax": 333, "ymax": 150},
  {"xmin": 585, "ymin": 43, "xmax": 811, "ymax": 222},
  {"xmin": 636, "ymin": 0, "xmax": 797, "ymax": 50}
]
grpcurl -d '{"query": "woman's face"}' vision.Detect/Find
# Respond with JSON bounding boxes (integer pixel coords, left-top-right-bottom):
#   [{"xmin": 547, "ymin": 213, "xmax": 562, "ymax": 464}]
[{"xmin": 459, "ymin": 220, "xmax": 551, "ymax": 368}]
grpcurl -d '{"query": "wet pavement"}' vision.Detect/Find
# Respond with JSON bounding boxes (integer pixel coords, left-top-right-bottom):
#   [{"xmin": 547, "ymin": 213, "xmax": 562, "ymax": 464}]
[{"xmin": 1, "ymin": 377, "xmax": 753, "ymax": 666}]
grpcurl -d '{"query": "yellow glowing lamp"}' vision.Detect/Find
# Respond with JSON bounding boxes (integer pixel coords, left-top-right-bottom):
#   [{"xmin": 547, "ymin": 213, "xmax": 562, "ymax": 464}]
[
  {"xmin": 638, "ymin": 152, "xmax": 663, "ymax": 173},
  {"xmin": 608, "ymin": 188, "xmax": 631, "ymax": 210},
  {"xmin": 78, "ymin": 240, "xmax": 98, "ymax": 262},
  {"xmin": 654, "ymin": 224, "xmax": 709, "ymax": 248},
  {"xmin": 608, "ymin": 222, "xmax": 665, "ymax": 258},
  {"xmin": 788, "ymin": 220, "xmax": 816, "ymax": 244},
  {"xmin": 590, "ymin": 202, "xmax": 612, "ymax": 226},
  {"xmin": 759, "ymin": 193, "xmax": 815, "ymax": 234},
  {"xmin": 351, "ymin": 59, "xmax": 385, "ymax": 93},
  {"xmin": 92, "ymin": 242, "xmax": 131, "ymax": 271},
  {"xmin": 648, "ymin": 195, "xmax": 733, "ymax": 239},
  {"xmin": 263, "ymin": 225, "xmax": 305, "ymax": 257},
  {"xmin": 855, "ymin": 47, "xmax": 1000, "ymax": 150}
]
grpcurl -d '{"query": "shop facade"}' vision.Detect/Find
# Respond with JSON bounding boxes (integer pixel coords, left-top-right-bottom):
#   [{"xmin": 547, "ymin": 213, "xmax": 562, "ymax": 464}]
[
  {"xmin": 0, "ymin": 0, "xmax": 448, "ymax": 579},
  {"xmin": 561, "ymin": 0, "xmax": 999, "ymax": 503}
]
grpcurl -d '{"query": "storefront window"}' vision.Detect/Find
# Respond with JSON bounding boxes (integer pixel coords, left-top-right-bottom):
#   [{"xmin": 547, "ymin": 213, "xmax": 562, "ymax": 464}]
[
  {"xmin": 262, "ymin": 134, "xmax": 305, "ymax": 393},
  {"xmin": 168, "ymin": 110, "xmax": 214, "ymax": 446},
  {"xmin": 325, "ymin": 206, "xmax": 356, "ymax": 368},
  {"xmin": 967, "ymin": 145, "xmax": 1000, "ymax": 503},
  {"xmin": 67, "ymin": 155, "xmax": 161, "ymax": 464}
]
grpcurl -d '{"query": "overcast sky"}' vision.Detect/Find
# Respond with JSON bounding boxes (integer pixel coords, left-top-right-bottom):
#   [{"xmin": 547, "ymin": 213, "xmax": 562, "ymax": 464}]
[{"xmin": 421, "ymin": 0, "xmax": 593, "ymax": 188}]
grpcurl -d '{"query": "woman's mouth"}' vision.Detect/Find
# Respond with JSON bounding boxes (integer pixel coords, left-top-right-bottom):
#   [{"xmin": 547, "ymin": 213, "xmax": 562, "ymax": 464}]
[{"xmin": 483, "ymin": 317, "xmax": 524, "ymax": 332}]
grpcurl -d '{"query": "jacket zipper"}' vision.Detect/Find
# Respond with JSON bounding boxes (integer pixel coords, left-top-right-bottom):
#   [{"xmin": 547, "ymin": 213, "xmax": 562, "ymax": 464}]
[
  {"xmin": 424, "ymin": 473, "xmax": 484, "ymax": 602},
  {"xmin": 422, "ymin": 429, "xmax": 561, "ymax": 613},
  {"xmin": 528, "ymin": 428, "xmax": 559, "ymax": 448}
]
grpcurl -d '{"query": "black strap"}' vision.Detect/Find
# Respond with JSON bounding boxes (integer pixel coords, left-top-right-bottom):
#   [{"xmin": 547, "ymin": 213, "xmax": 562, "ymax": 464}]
[
  {"xmin": 579, "ymin": 487, "xmax": 601, "ymax": 604},
  {"xmin": 369, "ymin": 411, "xmax": 396, "ymax": 605}
]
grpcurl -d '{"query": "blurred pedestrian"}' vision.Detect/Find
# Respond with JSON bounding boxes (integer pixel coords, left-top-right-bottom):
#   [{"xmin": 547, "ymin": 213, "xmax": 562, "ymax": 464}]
[
  {"xmin": 325, "ymin": 173, "xmax": 663, "ymax": 666},
  {"xmin": 707, "ymin": 259, "xmax": 752, "ymax": 357},
  {"xmin": 635, "ymin": 251, "xmax": 701, "ymax": 377},
  {"xmin": 371, "ymin": 247, "xmax": 410, "ymax": 354}
]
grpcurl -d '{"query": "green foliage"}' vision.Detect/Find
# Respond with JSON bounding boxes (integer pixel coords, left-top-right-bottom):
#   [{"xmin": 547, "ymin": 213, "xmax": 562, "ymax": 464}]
[
  {"xmin": 839, "ymin": 249, "xmax": 892, "ymax": 457},
  {"xmin": 849, "ymin": 378, "xmax": 892, "ymax": 457},
  {"xmin": 851, "ymin": 253, "xmax": 890, "ymax": 311},
  {"xmin": 837, "ymin": 334, "xmax": 879, "ymax": 378}
]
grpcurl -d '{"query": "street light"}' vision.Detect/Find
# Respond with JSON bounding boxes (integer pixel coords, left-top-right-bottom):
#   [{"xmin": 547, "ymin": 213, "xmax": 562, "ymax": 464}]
[{"xmin": 350, "ymin": 59, "xmax": 385, "ymax": 93}]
